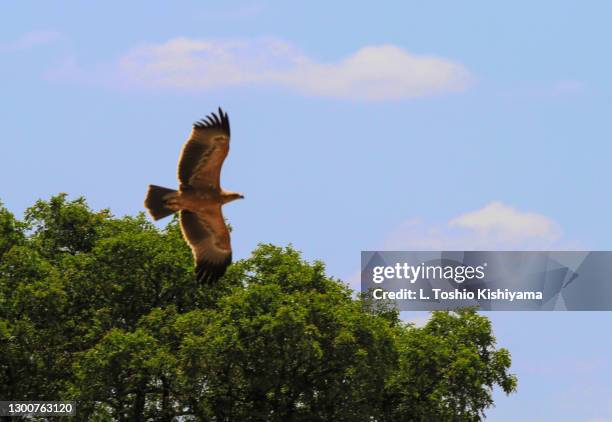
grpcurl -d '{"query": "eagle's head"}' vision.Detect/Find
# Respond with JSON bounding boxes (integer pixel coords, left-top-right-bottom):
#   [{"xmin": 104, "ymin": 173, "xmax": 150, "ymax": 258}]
[{"xmin": 223, "ymin": 192, "xmax": 245, "ymax": 204}]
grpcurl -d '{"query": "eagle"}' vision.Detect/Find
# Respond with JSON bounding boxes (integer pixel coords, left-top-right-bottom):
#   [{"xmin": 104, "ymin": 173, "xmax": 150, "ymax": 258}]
[{"xmin": 144, "ymin": 108, "xmax": 243, "ymax": 283}]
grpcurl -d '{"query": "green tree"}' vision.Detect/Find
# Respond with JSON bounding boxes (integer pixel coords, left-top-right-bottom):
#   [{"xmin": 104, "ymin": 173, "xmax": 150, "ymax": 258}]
[{"xmin": 0, "ymin": 195, "xmax": 517, "ymax": 421}]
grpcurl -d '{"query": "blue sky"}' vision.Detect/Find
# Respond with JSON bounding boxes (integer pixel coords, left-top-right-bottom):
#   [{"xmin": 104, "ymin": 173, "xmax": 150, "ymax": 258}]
[{"xmin": 2, "ymin": 2, "xmax": 612, "ymax": 420}]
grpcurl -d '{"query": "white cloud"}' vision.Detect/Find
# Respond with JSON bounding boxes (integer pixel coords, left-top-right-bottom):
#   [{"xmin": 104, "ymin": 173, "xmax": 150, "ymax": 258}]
[
  {"xmin": 345, "ymin": 202, "xmax": 573, "ymax": 324},
  {"xmin": 277, "ymin": 44, "xmax": 470, "ymax": 100},
  {"xmin": 449, "ymin": 201, "xmax": 561, "ymax": 244},
  {"xmin": 1, "ymin": 30, "xmax": 60, "ymax": 51},
  {"xmin": 56, "ymin": 37, "xmax": 470, "ymax": 100},
  {"xmin": 385, "ymin": 201, "xmax": 567, "ymax": 250}
]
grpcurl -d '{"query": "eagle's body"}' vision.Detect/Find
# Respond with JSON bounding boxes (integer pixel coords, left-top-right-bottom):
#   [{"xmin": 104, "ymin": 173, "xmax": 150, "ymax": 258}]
[{"xmin": 144, "ymin": 108, "xmax": 243, "ymax": 283}]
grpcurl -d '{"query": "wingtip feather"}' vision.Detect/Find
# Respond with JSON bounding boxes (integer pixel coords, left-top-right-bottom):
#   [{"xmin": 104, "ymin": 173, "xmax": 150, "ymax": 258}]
[
  {"xmin": 195, "ymin": 254, "xmax": 232, "ymax": 284},
  {"xmin": 193, "ymin": 107, "xmax": 230, "ymax": 137}
]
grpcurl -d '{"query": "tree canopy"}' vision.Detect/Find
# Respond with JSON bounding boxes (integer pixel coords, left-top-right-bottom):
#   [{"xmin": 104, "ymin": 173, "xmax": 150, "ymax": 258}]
[{"xmin": 0, "ymin": 195, "xmax": 517, "ymax": 421}]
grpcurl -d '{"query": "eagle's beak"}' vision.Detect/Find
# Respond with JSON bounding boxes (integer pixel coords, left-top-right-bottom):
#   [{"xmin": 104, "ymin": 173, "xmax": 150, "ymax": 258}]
[{"xmin": 239, "ymin": 194, "xmax": 245, "ymax": 199}]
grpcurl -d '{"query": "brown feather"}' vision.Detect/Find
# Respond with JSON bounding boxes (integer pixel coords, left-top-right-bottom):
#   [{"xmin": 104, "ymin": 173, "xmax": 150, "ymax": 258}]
[
  {"xmin": 178, "ymin": 108, "xmax": 230, "ymax": 190},
  {"xmin": 179, "ymin": 208, "xmax": 232, "ymax": 283}
]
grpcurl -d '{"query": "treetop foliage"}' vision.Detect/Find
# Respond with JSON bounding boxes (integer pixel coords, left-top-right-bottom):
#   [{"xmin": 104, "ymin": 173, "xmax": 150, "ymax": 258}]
[{"xmin": 0, "ymin": 195, "xmax": 517, "ymax": 421}]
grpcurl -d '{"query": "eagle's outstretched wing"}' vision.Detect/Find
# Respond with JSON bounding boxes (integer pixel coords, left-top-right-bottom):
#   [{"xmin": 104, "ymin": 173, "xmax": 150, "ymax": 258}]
[
  {"xmin": 180, "ymin": 208, "xmax": 232, "ymax": 283},
  {"xmin": 178, "ymin": 108, "xmax": 230, "ymax": 190}
]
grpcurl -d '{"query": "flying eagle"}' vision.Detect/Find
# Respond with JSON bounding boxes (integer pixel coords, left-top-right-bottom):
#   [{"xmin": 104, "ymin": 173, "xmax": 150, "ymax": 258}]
[{"xmin": 144, "ymin": 108, "xmax": 243, "ymax": 283}]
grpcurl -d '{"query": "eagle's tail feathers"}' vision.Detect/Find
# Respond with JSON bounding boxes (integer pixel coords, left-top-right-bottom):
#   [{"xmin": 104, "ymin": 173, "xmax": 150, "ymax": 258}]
[{"xmin": 145, "ymin": 185, "xmax": 178, "ymax": 220}]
